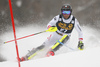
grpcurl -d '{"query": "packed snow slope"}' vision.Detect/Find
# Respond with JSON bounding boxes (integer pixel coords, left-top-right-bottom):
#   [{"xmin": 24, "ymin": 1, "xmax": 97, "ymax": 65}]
[
  {"xmin": 0, "ymin": 47, "xmax": 100, "ymax": 67},
  {"xmin": 0, "ymin": 25, "xmax": 100, "ymax": 67}
]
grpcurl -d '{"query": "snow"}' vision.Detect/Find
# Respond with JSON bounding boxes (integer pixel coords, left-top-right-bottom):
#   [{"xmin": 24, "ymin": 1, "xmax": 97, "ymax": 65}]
[
  {"xmin": 0, "ymin": 47, "xmax": 100, "ymax": 67},
  {"xmin": 1, "ymin": 11, "xmax": 5, "ymax": 16},
  {"xmin": 16, "ymin": 0, "xmax": 22, "ymax": 7},
  {"xmin": 77, "ymin": 0, "xmax": 96, "ymax": 11},
  {"xmin": 0, "ymin": 25, "xmax": 100, "ymax": 67}
]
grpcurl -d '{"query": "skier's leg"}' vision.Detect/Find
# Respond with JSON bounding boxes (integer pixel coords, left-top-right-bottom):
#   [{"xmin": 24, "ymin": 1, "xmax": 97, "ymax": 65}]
[
  {"xmin": 26, "ymin": 32, "xmax": 64, "ymax": 58},
  {"xmin": 46, "ymin": 34, "xmax": 70, "ymax": 56},
  {"xmin": 20, "ymin": 45, "xmax": 45, "ymax": 61},
  {"xmin": 26, "ymin": 45, "xmax": 45, "ymax": 60},
  {"xmin": 20, "ymin": 32, "xmax": 64, "ymax": 61},
  {"xmin": 52, "ymin": 35, "xmax": 70, "ymax": 52},
  {"xmin": 20, "ymin": 32, "xmax": 56, "ymax": 61}
]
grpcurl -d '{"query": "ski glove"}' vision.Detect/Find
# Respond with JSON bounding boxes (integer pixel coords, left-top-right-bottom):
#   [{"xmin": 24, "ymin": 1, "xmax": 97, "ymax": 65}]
[
  {"xmin": 47, "ymin": 26, "xmax": 57, "ymax": 32},
  {"xmin": 78, "ymin": 41, "xmax": 84, "ymax": 50}
]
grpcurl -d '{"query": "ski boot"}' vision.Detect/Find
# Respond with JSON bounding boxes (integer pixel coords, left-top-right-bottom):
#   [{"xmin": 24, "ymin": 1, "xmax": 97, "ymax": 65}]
[
  {"xmin": 46, "ymin": 51, "xmax": 55, "ymax": 57},
  {"xmin": 20, "ymin": 56, "xmax": 29, "ymax": 62}
]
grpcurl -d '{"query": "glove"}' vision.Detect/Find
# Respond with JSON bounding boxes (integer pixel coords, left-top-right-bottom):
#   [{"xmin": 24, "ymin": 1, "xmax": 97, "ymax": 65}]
[
  {"xmin": 78, "ymin": 41, "xmax": 84, "ymax": 50},
  {"xmin": 46, "ymin": 26, "xmax": 57, "ymax": 32}
]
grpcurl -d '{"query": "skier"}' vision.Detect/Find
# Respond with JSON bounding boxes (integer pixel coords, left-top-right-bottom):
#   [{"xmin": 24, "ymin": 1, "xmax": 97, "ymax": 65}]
[{"xmin": 19, "ymin": 4, "xmax": 84, "ymax": 61}]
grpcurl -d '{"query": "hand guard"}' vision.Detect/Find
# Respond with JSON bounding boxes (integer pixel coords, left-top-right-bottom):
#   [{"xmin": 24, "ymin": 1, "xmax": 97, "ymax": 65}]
[
  {"xmin": 78, "ymin": 41, "xmax": 84, "ymax": 50},
  {"xmin": 46, "ymin": 26, "xmax": 57, "ymax": 32}
]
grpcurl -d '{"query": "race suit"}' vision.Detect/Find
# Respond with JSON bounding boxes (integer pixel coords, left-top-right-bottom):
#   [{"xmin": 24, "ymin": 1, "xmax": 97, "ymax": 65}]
[{"xmin": 43, "ymin": 14, "xmax": 83, "ymax": 51}]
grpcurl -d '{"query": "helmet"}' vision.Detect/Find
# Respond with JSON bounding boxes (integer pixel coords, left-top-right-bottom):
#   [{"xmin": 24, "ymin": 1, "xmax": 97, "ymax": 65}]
[{"xmin": 61, "ymin": 4, "xmax": 72, "ymax": 14}]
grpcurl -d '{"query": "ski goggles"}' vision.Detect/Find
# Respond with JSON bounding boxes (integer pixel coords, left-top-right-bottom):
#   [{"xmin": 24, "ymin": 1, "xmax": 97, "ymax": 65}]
[{"xmin": 62, "ymin": 11, "xmax": 71, "ymax": 15}]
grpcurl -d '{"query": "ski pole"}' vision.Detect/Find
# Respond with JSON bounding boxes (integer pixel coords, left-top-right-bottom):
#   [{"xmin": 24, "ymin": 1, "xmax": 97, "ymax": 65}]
[
  {"xmin": 4, "ymin": 30, "xmax": 47, "ymax": 44},
  {"xmin": 56, "ymin": 40, "xmax": 75, "ymax": 51},
  {"xmin": 4, "ymin": 27, "xmax": 57, "ymax": 44}
]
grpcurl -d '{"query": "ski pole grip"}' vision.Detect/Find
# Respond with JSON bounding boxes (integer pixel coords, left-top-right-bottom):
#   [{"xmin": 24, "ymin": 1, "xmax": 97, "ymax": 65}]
[
  {"xmin": 46, "ymin": 27, "xmax": 57, "ymax": 32},
  {"xmin": 4, "ymin": 42, "xmax": 6, "ymax": 44}
]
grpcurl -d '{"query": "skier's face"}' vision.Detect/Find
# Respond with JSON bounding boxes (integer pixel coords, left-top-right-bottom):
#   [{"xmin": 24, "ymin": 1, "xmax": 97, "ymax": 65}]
[
  {"xmin": 63, "ymin": 14, "xmax": 70, "ymax": 19},
  {"xmin": 62, "ymin": 10, "xmax": 71, "ymax": 19}
]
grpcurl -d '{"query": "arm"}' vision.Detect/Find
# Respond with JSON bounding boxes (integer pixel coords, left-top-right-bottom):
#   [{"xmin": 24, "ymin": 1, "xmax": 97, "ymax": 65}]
[
  {"xmin": 74, "ymin": 18, "xmax": 84, "ymax": 50},
  {"xmin": 47, "ymin": 15, "xmax": 59, "ymax": 29},
  {"xmin": 74, "ymin": 18, "xmax": 83, "ymax": 42}
]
